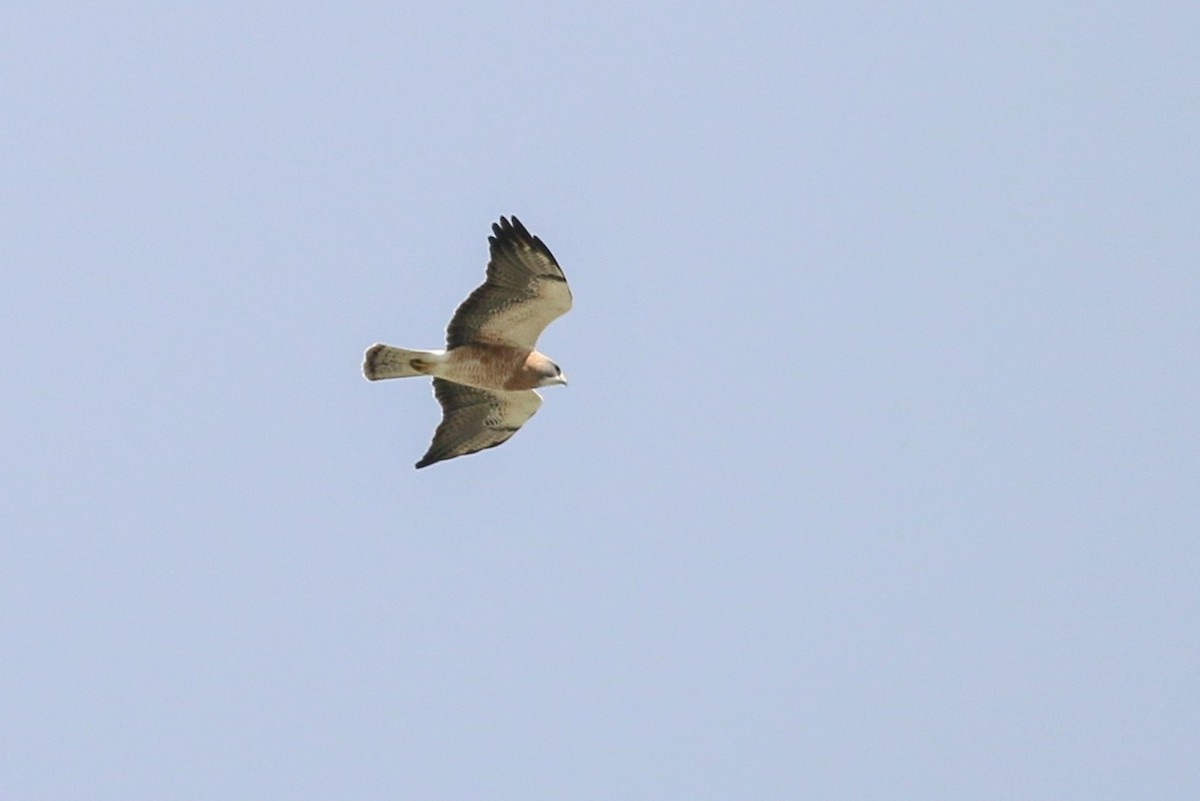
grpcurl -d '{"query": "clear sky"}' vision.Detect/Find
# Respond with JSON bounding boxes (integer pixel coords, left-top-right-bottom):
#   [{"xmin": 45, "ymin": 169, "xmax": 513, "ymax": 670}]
[{"xmin": 3, "ymin": 2, "xmax": 1198, "ymax": 799}]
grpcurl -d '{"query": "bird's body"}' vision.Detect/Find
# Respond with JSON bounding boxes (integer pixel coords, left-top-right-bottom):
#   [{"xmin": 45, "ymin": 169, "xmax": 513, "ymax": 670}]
[
  {"xmin": 364, "ymin": 344, "xmax": 559, "ymax": 392},
  {"xmin": 363, "ymin": 217, "xmax": 571, "ymax": 468}
]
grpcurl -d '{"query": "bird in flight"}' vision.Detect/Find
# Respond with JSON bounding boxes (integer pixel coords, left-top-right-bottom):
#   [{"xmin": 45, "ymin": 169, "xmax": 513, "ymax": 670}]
[{"xmin": 363, "ymin": 216, "xmax": 572, "ymax": 468}]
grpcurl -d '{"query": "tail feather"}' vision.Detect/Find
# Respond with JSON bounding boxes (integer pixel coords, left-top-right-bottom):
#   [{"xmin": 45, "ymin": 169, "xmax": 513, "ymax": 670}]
[{"xmin": 363, "ymin": 344, "xmax": 440, "ymax": 381}]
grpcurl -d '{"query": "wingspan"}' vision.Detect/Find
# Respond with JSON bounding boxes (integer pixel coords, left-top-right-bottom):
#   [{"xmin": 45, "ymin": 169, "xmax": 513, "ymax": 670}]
[
  {"xmin": 415, "ymin": 378, "xmax": 543, "ymax": 468},
  {"xmin": 445, "ymin": 216, "xmax": 572, "ymax": 349}
]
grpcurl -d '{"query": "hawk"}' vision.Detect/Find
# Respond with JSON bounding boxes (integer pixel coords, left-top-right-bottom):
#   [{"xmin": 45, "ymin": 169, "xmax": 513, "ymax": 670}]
[{"xmin": 363, "ymin": 216, "xmax": 572, "ymax": 468}]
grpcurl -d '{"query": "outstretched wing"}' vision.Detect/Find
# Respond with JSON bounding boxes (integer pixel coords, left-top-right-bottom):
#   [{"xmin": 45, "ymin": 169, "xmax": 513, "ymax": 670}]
[
  {"xmin": 445, "ymin": 216, "xmax": 572, "ymax": 349},
  {"xmin": 416, "ymin": 379, "xmax": 542, "ymax": 468}
]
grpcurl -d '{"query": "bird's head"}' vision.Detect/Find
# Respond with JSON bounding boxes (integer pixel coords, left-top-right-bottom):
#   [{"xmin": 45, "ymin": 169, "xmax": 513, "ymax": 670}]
[
  {"xmin": 526, "ymin": 351, "xmax": 568, "ymax": 388},
  {"xmin": 536, "ymin": 361, "xmax": 568, "ymax": 388}
]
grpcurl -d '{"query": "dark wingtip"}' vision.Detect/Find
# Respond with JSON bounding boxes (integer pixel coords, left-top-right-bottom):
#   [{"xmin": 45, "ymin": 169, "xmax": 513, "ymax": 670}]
[
  {"xmin": 492, "ymin": 214, "xmax": 528, "ymax": 235},
  {"xmin": 489, "ymin": 215, "xmax": 540, "ymax": 255},
  {"xmin": 508, "ymin": 216, "xmax": 529, "ymax": 239},
  {"xmin": 415, "ymin": 450, "xmax": 441, "ymax": 469}
]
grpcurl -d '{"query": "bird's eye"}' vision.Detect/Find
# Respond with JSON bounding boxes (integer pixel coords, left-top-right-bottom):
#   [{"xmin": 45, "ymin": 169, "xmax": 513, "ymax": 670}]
[{"xmin": 555, "ymin": 366, "xmax": 562, "ymax": 375}]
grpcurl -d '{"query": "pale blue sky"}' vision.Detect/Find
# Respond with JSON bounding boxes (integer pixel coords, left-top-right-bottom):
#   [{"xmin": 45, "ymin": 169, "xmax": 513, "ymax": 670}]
[{"xmin": 2, "ymin": 2, "xmax": 1198, "ymax": 799}]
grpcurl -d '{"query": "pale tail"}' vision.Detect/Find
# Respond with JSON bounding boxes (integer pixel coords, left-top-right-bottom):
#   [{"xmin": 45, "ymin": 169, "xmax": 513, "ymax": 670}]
[{"xmin": 362, "ymin": 344, "xmax": 441, "ymax": 381}]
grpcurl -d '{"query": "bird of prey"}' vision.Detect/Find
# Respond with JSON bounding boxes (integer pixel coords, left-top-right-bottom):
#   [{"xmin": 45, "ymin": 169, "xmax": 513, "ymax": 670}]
[{"xmin": 363, "ymin": 216, "xmax": 572, "ymax": 469}]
